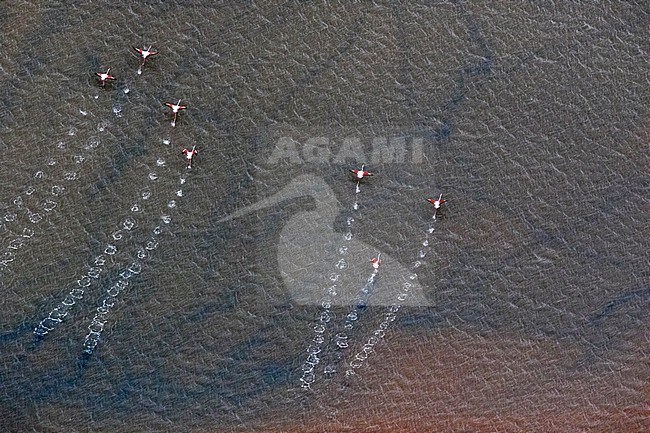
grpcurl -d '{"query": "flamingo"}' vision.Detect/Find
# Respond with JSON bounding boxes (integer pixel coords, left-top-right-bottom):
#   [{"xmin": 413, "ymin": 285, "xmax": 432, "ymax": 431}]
[
  {"xmin": 427, "ymin": 194, "xmax": 446, "ymax": 210},
  {"xmin": 350, "ymin": 164, "xmax": 373, "ymax": 180},
  {"xmin": 95, "ymin": 68, "xmax": 115, "ymax": 86},
  {"xmin": 182, "ymin": 145, "xmax": 198, "ymax": 169},
  {"xmin": 133, "ymin": 45, "xmax": 158, "ymax": 75},
  {"xmin": 165, "ymin": 99, "xmax": 187, "ymax": 127}
]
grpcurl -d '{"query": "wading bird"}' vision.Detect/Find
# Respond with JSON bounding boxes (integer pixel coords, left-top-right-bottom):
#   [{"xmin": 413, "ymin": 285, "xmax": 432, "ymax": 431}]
[
  {"xmin": 182, "ymin": 145, "xmax": 198, "ymax": 169},
  {"xmin": 165, "ymin": 99, "xmax": 187, "ymax": 127},
  {"xmin": 95, "ymin": 68, "xmax": 115, "ymax": 86},
  {"xmin": 426, "ymin": 194, "xmax": 447, "ymax": 219},
  {"xmin": 350, "ymin": 164, "xmax": 373, "ymax": 180},
  {"xmin": 133, "ymin": 46, "xmax": 158, "ymax": 74}
]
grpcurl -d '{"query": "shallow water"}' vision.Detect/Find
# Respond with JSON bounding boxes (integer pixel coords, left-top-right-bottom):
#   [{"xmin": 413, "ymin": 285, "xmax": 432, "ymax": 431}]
[{"xmin": 0, "ymin": 1, "xmax": 648, "ymax": 432}]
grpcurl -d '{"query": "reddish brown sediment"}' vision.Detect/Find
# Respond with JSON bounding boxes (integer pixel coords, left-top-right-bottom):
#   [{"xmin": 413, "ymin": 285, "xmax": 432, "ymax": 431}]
[
  {"xmin": 252, "ymin": 328, "xmax": 649, "ymax": 433},
  {"xmin": 265, "ymin": 409, "xmax": 648, "ymax": 433},
  {"xmin": 23, "ymin": 309, "xmax": 648, "ymax": 433}
]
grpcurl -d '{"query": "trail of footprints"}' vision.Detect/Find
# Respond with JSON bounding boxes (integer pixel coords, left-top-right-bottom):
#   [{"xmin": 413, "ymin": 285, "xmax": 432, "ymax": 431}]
[
  {"xmin": 22, "ymin": 47, "xmax": 196, "ymax": 355},
  {"xmin": 82, "ymin": 172, "xmax": 187, "ymax": 354},
  {"xmin": 300, "ymin": 173, "xmax": 443, "ymax": 388},
  {"xmin": 345, "ymin": 217, "xmax": 437, "ymax": 375},
  {"xmin": 0, "ymin": 126, "xmax": 92, "ymax": 271},
  {"xmin": 299, "ymin": 180, "xmax": 365, "ymax": 388},
  {"xmin": 1, "ymin": 84, "xmax": 136, "ymax": 271},
  {"xmin": 10, "ymin": 46, "xmax": 446, "ymax": 382}
]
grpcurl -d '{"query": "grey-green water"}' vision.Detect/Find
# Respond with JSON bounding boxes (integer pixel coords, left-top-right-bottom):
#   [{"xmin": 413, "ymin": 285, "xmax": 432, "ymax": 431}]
[{"xmin": 0, "ymin": 2, "xmax": 647, "ymax": 432}]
